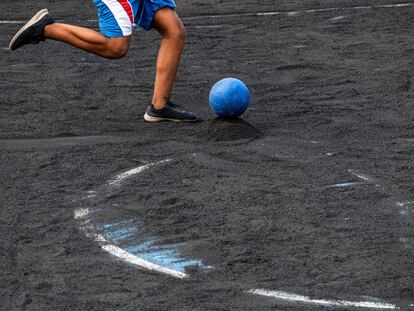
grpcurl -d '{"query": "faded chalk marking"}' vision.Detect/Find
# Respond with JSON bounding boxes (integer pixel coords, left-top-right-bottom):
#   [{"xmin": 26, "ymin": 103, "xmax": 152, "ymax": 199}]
[
  {"xmin": 353, "ymin": 6, "xmax": 371, "ymax": 10},
  {"xmin": 187, "ymin": 25, "xmax": 224, "ymax": 29},
  {"xmin": 0, "ymin": 20, "xmax": 25, "ymax": 24},
  {"xmin": 87, "ymin": 190, "xmax": 97, "ymax": 198},
  {"xmin": 330, "ymin": 16, "xmax": 346, "ymax": 22},
  {"xmin": 74, "ymin": 208, "xmax": 90, "ymax": 219},
  {"xmin": 287, "ymin": 11, "xmax": 299, "ymax": 16},
  {"xmin": 306, "ymin": 8, "xmax": 338, "ymax": 13},
  {"xmin": 256, "ymin": 12, "xmax": 280, "ymax": 16},
  {"xmin": 248, "ymin": 289, "xmax": 398, "ymax": 309},
  {"xmin": 378, "ymin": 3, "xmax": 412, "ymax": 7},
  {"xmin": 360, "ymin": 295, "xmax": 386, "ymax": 303},
  {"xmin": 327, "ymin": 171, "xmax": 379, "ymax": 188},
  {"xmin": 399, "ymin": 208, "xmax": 409, "ymax": 216},
  {"xmin": 396, "ymin": 201, "xmax": 413, "ymax": 249},
  {"xmin": 95, "ymin": 219, "xmax": 134, "ymax": 230},
  {"xmin": 397, "ymin": 201, "xmax": 412, "ymax": 216},
  {"xmin": 396, "ymin": 201, "xmax": 414, "ymax": 207},
  {"xmin": 183, "ymin": 12, "xmax": 279, "ymax": 20},
  {"xmin": 327, "ymin": 182, "xmax": 363, "ymax": 188},
  {"xmin": 103, "ymin": 227, "xmax": 139, "ymax": 242},
  {"xmin": 10, "ymin": 63, "xmax": 41, "ymax": 68},
  {"xmin": 399, "ymin": 237, "xmax": 409, "ymax": 244},
  {"xmin": 327, "ymin": 169, "xmax": 376, "ymax": 188},
  {"xmin": 348, "ymin": 169, "xmax": 374, "ymax": 183},
  {"xmin": 109, "ymin": 159, "xmax": 172, "ymax": 185}
]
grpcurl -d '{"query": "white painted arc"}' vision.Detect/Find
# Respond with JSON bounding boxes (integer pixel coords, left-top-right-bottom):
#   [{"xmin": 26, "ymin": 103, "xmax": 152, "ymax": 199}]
[
  {"xmin": 248, "ymin": 289, "xmax": 398, "ymax": 310},
  {"xmin": 109, "ymin": 159, "xmax": 172, "ymax": 185},
  {"xmin": 74, "ymin": 207, "xmax": 188, "ymax": 278},
  {"xmin": 74, "ymin": 160, "xmax": 190, "ymax": 279},
  {"xmin": 109, "ymin": 165, "xmax": 149, "ymax": 185},
  {"xmin": 75, "ymin": 210, "xmax": 188, "ymax": 278},
  {"xmin": 102, "ymin": 244, "xmax": 188, "ymax": 278}
]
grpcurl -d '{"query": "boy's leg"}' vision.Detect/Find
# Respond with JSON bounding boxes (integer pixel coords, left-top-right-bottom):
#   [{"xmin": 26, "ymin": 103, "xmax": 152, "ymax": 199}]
[
  {"xmin": 143, "ymin": 7, "xmax": 200, "ymax": 122},
  {"xmin": 151, "ymin": 8, "xmax": 186, "ymax": 109},
  {"xmin": 10, "ymin": 9, "xmax": 130, "ymax": 59},
  {"xmin": 44, "ymin": 23, "xmax": 130, "ymax": 59}
]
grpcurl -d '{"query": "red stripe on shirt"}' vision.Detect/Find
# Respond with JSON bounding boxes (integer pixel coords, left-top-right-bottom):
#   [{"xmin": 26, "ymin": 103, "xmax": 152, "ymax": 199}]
[{"xmin": 117, "ymin": 0, "xmax": 134, "ymax": 23}]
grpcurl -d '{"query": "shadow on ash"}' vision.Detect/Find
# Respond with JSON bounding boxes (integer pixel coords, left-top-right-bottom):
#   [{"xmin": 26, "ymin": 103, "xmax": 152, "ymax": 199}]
[{"xmin": 191, "ymin": 119, "xmax": 263, "ymax": 142}]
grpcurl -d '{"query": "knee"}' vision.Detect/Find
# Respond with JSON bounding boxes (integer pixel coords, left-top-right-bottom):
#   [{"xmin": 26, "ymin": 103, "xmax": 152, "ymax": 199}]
[
  {"xmin": 105, "ymin": 39, "xmax": 130, "ymax": 59},
  {"xmin": 167, "ymin": 23, "xmax": 186, "ymax": 45},
  {"xmin": 108, "ymin": 44, "xmax": 129, "ymax": 59},
  {"xmin": 177, "ymin": 24, "xmax": 186, "ymax": 43},
  {"xmin": 176, "ymin": 24, "xmax": 186, "ymax": 44}
]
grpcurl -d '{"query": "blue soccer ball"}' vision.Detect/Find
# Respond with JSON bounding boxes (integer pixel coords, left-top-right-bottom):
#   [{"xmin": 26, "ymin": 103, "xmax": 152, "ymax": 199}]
[{"xmin": 209, "ymin": 78, "xmax": 250, "ymax": 119}]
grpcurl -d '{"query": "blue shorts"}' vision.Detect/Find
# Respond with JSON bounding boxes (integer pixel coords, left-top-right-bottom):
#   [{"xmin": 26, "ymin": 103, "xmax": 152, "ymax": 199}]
[{"xmin": 93, "ymin": 0, "xmax": 176, "ymax": 38}]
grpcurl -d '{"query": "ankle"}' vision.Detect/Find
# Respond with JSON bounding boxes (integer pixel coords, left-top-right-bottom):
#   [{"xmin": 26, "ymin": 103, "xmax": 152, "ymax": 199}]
[
  {"xmin": 152, "ymin": 98, "xmax": 168, "ymax": 110},
  {"xmin": 43, "ymin": 23, "xmax": 55, "ymax": 38}
]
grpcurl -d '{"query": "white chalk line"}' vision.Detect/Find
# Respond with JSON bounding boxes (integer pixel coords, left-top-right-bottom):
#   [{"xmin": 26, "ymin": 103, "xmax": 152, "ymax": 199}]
[
  {"xmin": 327, "ymin": 182, "xmax": 363, "ymax": 188},
  {"xmin": 74, "ymin": 160, "xmax": 187, "ymax": 279},
  {"xmin": 397, "ymin": 201, "xmax": 412, "ymax": 216},
  {"xmin": 0, "ymin": 2, "xmax": 412, "ymax": 25},
  {"xmin": 109, "ymin": 159, "xmax": 172, "ymax": 185},
  {"xmin": 75, "ymin": 207, "xmax": 187, "ymax": 279},
  {"xmin": 74, "ymin": 208, "xmax": 89, "ymax": 219},
  {"xmin": 395, "ymin": 201, "xmax": 413, "ymax": 249},
  {"xmin": 0, "ymin": 21, "xmax": 25, "ymax": 24},
  {"xmin": 327, "ymin": 169, "xmax": 375, "ymax": 188},
  {"xmin": 186, "ymin": 25, "xmax": 225, "ymax": 29},
  {"xmin": 182, "ymin": 2, "xmax": 413, "ymax": 20},
  {"xmin": 248, "ymin": 289, "xmax": 399, "ymax": 310},
  {"xmin": 102, "ymin": 245, "xmax": 187, "ymax": 278},
  {"xmin": 396, "ymin": 201, "xmax": 414, "ymax": 207},
  {"xmin": 348, "ymin": 169, "xmax": 375, "ymax": 183}
]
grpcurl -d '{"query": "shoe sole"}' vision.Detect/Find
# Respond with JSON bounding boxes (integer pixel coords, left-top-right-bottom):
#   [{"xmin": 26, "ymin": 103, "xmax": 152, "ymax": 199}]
[
  {"xmin": 9, "ymin": 9, "xmax": 49, "ymax": 50},
  {"xmin": 144, "ymin": 113, "xmax": 200, "ymax": 123}
]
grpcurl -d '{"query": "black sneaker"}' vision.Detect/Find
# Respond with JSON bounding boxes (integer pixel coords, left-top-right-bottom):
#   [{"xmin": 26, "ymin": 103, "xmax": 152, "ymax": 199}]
[
  {"xmin": 144, "ymin": 101, "xmax": 201, "ymax": 122},
  {"xmin": 9, "ymin": 9, "xmax": 55, "ymax": 50}
]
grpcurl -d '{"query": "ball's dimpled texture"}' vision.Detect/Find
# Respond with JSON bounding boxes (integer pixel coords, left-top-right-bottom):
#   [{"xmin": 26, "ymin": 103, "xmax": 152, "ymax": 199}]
[{"xmin": 209, "ymin": 78, "xmax": 250, "ymax": 118}]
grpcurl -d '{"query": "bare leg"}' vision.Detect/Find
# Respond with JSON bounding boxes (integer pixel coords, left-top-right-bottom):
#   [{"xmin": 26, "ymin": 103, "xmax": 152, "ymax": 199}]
[
  {"xmin": 44, "ymin": 23, "xmax": 130, "ymax": 59},
  {"xmin": 151, "ymin": 8, "xmax": 186, "ymax": 109}
]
